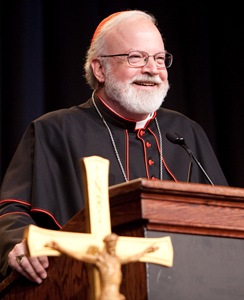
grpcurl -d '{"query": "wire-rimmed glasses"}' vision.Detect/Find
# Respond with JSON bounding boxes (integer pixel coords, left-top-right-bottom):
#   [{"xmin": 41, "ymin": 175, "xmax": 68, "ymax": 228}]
[{"xmin": 100, "ymin": 50, "xmax": 173, "ymax": 68}]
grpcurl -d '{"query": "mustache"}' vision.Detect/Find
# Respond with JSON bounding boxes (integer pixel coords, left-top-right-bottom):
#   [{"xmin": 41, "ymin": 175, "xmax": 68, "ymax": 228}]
[{"xmin": 130, "ymin": 75, "xmax": 163, "ymax": 84}]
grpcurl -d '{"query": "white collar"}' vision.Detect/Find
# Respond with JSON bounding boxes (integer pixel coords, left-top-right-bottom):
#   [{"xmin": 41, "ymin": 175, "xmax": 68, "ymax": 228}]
[{"xmin": 135, "ymin": 113, "xmax": 154, "ymax": 129}]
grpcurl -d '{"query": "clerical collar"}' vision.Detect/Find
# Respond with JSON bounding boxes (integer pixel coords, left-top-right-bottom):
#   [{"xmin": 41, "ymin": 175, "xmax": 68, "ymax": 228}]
[
  {"xmin": 135, "ymin": 114, "xmax": 154, "ymax": 129},
  {"xmin": 94, "ymin": 94, "xmax": 156, "ymax": 131}
]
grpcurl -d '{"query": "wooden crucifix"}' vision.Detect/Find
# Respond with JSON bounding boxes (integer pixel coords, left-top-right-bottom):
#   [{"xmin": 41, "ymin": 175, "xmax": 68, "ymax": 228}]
[{"xmin": 24, "ymin": 156, "xmax": 174, "ymax": 300}]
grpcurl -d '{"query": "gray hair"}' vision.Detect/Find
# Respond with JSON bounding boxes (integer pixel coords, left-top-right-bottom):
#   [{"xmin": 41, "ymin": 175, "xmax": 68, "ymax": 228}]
[{"xmin": 84, "ymin": 10, "xmax": 157, "ymax": 90}]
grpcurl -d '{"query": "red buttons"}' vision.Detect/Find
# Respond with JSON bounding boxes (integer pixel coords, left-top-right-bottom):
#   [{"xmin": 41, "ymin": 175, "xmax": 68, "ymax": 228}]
[
  {"xmin": 139, "ymin": 130, "xmax": 145, "ymax": 136},
  {"xmin": 148, "ymin": 159, "xmax": 154, "ymax": 166},
  {"xmin": 146, "ymin": 142, "xmax": 151, "ymax": 148}
]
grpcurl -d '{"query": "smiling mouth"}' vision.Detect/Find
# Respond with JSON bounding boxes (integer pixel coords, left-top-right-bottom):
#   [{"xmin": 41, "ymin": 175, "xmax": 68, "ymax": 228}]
[{"xmin": 134, "ymin": 81, "xmax": 158, "ymax": 86}]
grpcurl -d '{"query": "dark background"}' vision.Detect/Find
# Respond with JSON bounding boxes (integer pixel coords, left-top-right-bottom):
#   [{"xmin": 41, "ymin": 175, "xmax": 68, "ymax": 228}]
[{"xmin": 0, "ymin": 0, "xmax": 243, "ymax": 187}]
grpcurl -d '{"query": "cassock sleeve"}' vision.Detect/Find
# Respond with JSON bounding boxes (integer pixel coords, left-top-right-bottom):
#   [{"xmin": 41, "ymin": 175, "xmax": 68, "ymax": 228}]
[
  {"xmin": 0, "ymin": 114, "xmax": 84, "ymax": 279},
  {"xmin": 0, "ymin": 124, "xmax": 37, "ymax": 278}
]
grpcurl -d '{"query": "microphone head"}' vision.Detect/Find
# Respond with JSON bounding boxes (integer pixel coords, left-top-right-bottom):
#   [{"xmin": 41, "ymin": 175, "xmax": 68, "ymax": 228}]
[{"xmin": 166, "ymin": 132, "xmax": 185, "ymax": 146}]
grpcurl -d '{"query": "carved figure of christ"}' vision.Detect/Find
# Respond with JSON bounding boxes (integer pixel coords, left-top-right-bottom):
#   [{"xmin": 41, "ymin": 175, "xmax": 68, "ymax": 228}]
[{"xmin": 24, "ymin": 156, "xmax": 173, "ymax": 300}]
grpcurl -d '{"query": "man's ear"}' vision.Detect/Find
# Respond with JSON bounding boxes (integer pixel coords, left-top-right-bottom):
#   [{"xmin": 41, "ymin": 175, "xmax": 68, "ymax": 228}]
[{"xmin": 91, "ymin": 59, "xmax": 105, "ymax": 83}]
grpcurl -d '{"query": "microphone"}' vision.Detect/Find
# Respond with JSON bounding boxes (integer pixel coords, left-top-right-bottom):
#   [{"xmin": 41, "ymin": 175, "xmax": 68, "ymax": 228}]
[{"xmin": 166, "ymin": 132, "xmax": 214, "ymax": 185}]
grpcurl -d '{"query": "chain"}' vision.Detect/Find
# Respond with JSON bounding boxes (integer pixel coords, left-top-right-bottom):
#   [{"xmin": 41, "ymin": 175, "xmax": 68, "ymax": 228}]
[{"xmin": 92, "ymin": 90, "xmax": 163, "ymax": 181}]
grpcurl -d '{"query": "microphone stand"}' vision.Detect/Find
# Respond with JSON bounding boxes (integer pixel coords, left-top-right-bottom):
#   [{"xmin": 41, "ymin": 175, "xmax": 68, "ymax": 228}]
[
  {"xmin": 181, "ymin": 143, "xmax": 214, "ymax": 185},
  {"xmin": 166, "ymin": 132, "xmax": 214, "ymax": 186},
  {"xmin": 186, "ymin": 150, "xmax": 193, "ymax": 183}
]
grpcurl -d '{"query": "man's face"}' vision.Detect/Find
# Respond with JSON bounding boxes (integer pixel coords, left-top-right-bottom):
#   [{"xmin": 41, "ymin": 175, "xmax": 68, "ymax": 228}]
[
  {"xmin": 97, "ymin": 17, "xmax": 170, "ymax": 118},
  {"xmin": 106, "ymin": 241, "xmax": 116, "ymax": 255}
]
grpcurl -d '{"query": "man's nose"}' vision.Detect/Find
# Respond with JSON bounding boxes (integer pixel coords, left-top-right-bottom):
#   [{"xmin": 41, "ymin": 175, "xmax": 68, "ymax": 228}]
[{"xmin": 141, "ymin": 57, "xmax": 160, "ymax": 74}]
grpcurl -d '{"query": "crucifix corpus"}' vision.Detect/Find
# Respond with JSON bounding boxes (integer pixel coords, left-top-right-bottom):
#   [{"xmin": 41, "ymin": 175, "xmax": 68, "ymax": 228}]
[{"xmin": 24, "ymin": 156, "xmax": 174, "ymax": 300}]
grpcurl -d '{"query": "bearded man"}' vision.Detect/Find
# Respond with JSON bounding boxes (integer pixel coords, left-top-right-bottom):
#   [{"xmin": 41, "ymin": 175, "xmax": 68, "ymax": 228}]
[{"xmin": 0, "ymin": 10, "xmax": 227, "ymax": 284}]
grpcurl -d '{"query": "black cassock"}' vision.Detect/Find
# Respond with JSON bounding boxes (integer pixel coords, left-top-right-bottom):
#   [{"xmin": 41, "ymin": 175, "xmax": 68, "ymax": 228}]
[{"xmin": 0, "ymin": 96, "xmax": 228, "ymax": 278}]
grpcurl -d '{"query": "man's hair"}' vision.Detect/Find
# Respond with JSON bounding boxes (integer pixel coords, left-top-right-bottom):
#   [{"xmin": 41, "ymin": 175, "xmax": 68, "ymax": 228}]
[{"xmin": 84, "ymin": 10, "xmax": 157, "ymax": 90}]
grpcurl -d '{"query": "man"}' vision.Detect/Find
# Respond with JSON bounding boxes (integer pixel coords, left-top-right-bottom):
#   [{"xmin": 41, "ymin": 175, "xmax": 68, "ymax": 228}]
[{"xmin": 0, "ymin": 10, "xmax": 228, "ymax": 284}]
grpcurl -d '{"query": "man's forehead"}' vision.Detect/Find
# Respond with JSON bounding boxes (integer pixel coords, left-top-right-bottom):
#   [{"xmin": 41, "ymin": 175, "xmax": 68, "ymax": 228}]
[{"xmin": 105, "ymin": 21, "xmax": 164, "ymax": 53}]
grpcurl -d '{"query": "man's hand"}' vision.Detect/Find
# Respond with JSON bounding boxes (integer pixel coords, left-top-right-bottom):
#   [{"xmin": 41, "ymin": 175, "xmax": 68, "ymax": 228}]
[{"xmin": 8, "ymin": 239, "xmax": 49, "ymax": 284}]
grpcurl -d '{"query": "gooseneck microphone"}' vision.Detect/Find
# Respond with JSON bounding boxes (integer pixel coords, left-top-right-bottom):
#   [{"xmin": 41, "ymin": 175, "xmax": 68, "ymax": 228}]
[{"xmin": 166, "ymin": 132, "xmax": 214, "ymax": 186}]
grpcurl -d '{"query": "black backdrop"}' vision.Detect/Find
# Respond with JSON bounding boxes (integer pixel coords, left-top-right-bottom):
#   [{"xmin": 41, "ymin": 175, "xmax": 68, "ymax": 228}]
[{"xmin": 1, "ymin": 0, "xmax": 244, "ymax": 187}]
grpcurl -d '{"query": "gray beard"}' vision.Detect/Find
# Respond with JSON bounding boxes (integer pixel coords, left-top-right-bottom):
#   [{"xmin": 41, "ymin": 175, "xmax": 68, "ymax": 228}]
[{"xmin": 104, "ymin": 74, "xmax": 169, "ymax": 114}]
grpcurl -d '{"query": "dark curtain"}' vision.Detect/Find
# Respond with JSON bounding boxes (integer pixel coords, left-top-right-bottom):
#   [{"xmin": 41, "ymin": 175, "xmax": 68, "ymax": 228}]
[{"xmin": 1, "ymin": 0, "xmax": 244, "ymax": 187}]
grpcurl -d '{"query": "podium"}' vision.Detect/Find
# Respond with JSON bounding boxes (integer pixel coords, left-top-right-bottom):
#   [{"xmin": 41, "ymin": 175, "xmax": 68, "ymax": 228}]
[{"xmin": 1, "ymin": 178, "xmax": 244, "ymax": 299}]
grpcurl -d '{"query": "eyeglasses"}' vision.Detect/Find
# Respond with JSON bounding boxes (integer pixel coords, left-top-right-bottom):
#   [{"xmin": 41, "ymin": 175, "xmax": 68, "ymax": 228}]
[{"xmin": 100, "ymin": 50, "xmax": 173, "ymax": 68}]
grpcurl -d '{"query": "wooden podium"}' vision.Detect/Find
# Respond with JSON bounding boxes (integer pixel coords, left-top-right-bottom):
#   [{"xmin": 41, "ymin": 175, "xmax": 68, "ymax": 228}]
[{"xmin": 1, "ymin": 178, "xmax": 244, "ymax": 299}]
